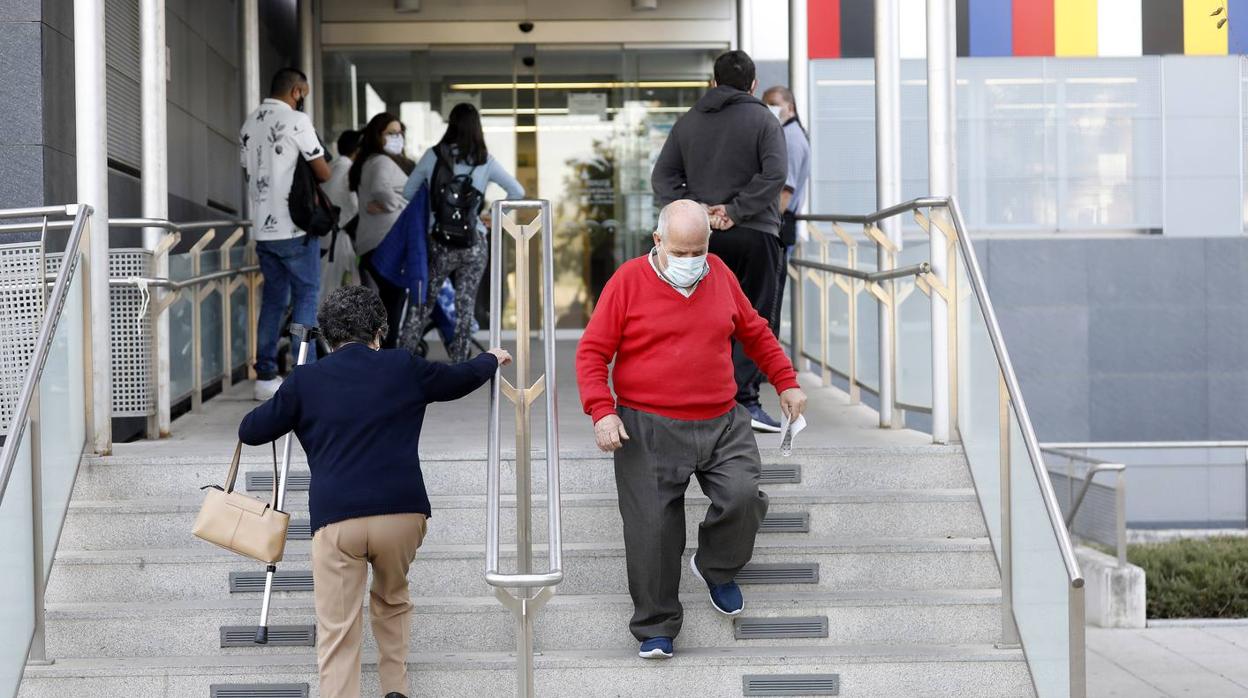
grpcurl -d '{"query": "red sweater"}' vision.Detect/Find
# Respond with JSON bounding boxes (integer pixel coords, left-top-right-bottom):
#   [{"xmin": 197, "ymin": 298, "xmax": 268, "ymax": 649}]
[{"xmin": 576, "ymin": 254, "xmax": 799, "ymax": 422}]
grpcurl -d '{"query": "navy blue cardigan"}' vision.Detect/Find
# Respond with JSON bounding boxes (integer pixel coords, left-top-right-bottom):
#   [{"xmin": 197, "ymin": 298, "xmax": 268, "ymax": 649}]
[{"xmin": 238, "ymin": 344, "xmax": 497, "ymax": 533}]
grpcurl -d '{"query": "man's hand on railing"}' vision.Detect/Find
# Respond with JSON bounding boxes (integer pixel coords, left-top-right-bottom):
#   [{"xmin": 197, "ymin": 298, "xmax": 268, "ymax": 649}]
[
  {"xmin": 779, "ymin": 387, "xmax": 808, "ymax": 421},
  {"xmin": 593, "ymin": 414, "xmax": 630, "ymax": 452},
  {"xmin": 487, "ymin": 348, "xmax": 513, "ymax": 367}
]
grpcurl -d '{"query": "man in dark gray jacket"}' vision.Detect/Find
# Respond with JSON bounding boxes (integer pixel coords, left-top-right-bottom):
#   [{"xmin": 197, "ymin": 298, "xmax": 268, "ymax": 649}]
[{"xmin": 651, "ymin": 50, "xmax": 789, "ymax": 432}]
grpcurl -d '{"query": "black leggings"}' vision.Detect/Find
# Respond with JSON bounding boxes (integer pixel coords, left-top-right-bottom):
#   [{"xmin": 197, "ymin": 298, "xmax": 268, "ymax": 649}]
[{"xmin": 359, "ymin": 251, "xmax": 407, "ymax": 349}]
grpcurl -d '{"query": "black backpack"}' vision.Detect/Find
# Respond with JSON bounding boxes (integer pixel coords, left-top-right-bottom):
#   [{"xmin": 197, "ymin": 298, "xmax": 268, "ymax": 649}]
[
  {"xmin": 289, "ymin": 155, "xmax": 338, "ymax": 241},
  {"xmin": 430, "ymin": 147, "xmax": 482, "ymax": 248}
]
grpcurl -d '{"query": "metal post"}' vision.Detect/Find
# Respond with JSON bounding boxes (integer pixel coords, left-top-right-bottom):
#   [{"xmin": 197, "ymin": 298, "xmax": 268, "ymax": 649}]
[
  {"xmin": 736, "ymin": 0, "xmax": 754, "ymax": 55},
  {"xmin": 298, "ymin": 0, "xmax": 315, "ymax": 125},
  {"xmin": 998, "ymin": 371, "xmax": 1021, "ymax": 648},
  {"xmin": 514, "ymin": 218, "xmax": 533, "ymax": 578},
  {"xmin": 789, "ymin": 0, "xmax": 810, "ymax": 129},
  {"xmin": 1070, "ymin": 583, "xmax": 1087, "ymax": 698},
  {"xmin": 242, "ymin": 0, "xmax": 261, "ymax": 113},
  {"xmin": 927, "ymin": 0, "xmax": 956, "ymax": 444},
  {"xmin": 27, "ymin": 391, "xmax": 51, "ymax": 666},
  {"xmin": 186, "ymin": 231, "xmax": 215, "ymax": 412},
  {"xmin": 874, "ymin": 0, "xmax": 902, "ymax": 428},
  {"xmin": 75, "ymin": 0, "xmax": 112, "ymax": 455},
  {"xmin": 788, "ymin": 262, "xmax": 803, "ymax": 369},
  {"xmin": 220, "ymin": 228, "xmax": 244, "ymax": 390},
  {"xmin": 142, "ymin": 0, "xmax": 170, "ymax": 440}
]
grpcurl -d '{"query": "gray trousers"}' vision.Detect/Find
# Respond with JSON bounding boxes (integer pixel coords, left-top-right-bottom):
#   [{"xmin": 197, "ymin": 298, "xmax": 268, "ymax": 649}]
[{"xmin": 614, "ymin": 404, "xmax": 769, "ymax": 641}]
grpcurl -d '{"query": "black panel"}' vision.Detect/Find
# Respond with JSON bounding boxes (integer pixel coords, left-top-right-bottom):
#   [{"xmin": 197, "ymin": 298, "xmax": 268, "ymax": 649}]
[
  {"xmin": 840, "ymin": 0, "xmax": 876, "ymax": 58},
  {"xmin": 1142, "ymin": 0, "xmax": 1185, "ymax": 55}
]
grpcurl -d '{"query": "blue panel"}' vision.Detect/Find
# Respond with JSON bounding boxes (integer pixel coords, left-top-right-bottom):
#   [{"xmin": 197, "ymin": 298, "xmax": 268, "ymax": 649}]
[
  {"xmin": 968, "ymin": 0, "xmax": 1014, "ymax": 56},
  {"xmin": 1231, "ymin": 0, "xmax": 1248, "ymax": 54}
]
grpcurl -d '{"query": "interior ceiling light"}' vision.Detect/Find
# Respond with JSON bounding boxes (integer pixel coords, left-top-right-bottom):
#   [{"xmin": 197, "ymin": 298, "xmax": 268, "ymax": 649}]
[
  {"xmin": 395, "ymin": 0, "xmax": 420, "ymax": 12},
  {"xmin": 448, "ymin": 80, "xmax": 708, "ymax": 91}
]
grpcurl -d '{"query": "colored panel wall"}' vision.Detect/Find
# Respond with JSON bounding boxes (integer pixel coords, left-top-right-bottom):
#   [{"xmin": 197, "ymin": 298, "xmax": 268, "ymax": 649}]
[
  {"xmin": 1055, "ymin": 0, "xmax": 1098, "ymax": 55},
  {"xmin": 1014, "ymin": 0, "xmax": 1056, "ymax": 55},
  {"xmin": 809, "ymin": 0, "xmax": 842, "ymax": 59},
  {"xmin": 1099, "ymin": 0, "xmax": 1144, "ymax": 56},
  {"xmin": 1142, "ymin": 0, "xmax": 1185, "ymax": 54},
  {"xmin": 957, "ymin": 0, "xmax": 970, "ymax": 56},
  {"xmin": 840, "ymin": 0, "xmax": 875, "ymax": 58},
  {"xmin": 1233, "ymin": 0, "xmax": 1248, "ymax": 54},
  {"xmin": 969, "ymin": 0, "xmax": 1013, "ymax": 55},
  {"xmin": 1183, "ymin": 0, "xmax": 1229, "ymax": 54}
]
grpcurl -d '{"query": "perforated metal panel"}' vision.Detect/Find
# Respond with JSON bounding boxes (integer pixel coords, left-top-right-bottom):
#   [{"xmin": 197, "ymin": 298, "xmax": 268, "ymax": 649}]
[
  {"xmin": 0, "ymin": 242, "xmax": 42, "ymax": 436},
  {"xmin": 734, "ymin": 616, "xmax": 828, "ymax": 640},
  {"xmin": 247, "ymin": 471, "xmax": 310, "ymax": 492},
  {"xmin": 760, "ymin": 465, "xmax": 802, "ymax": 485},
  {"xmin": 220, "ymin": 625, "xmax": 315, "ymax": 647},
  {"xmin": 736, "ymin": 563, "xmax": 820, "ymax": 585},
  {"xmin": 229, "ymin": 570, "xmax": 314, "ymax": 593},
  {"xmin": 743, "ymin": 674, "xmax": 840, "ymax": 696},
  {"xmin": 759, "ymin": 512, "xmax": 810, "ymax": 534},
  {"xmin": 209, "ymin": 685, "xmax": 308, "ymax": 698}
]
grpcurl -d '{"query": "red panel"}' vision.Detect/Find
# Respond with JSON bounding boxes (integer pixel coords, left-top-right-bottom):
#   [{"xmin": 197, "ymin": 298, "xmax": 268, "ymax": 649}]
[
  {"xmin": 808, "ymin": 0, "xmax": 841, "ymax": 59},
  {"xmin": 1012, "ymin": 0, "xmax": 1054, "ymax": 56}
]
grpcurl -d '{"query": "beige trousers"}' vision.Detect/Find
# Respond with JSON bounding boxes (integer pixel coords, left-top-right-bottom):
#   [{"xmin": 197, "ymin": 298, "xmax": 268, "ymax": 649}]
[{"xmin": 312, "ymin": 512, "xmax": 427, "ymax": 698}]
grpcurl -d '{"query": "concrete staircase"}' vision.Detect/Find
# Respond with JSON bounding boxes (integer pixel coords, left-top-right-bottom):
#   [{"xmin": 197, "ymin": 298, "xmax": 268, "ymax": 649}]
[{"xmin": 20, "ymin": 391, "xmax": 1034, "ymax": 696}]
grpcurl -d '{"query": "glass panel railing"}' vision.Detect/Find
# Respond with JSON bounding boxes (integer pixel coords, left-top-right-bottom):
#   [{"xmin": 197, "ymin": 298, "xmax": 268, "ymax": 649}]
[
  {"xmin": 896, "ymin": 240, "xmax": 933, "ymax": 410},
  {"xmin": 957, "ymin": 256, "xmax": 1003, "ymax": 558},
  {"xmin": 1010, "ymin": 406, "xmax": 1072, "ymax": 697},
  {"xmin": 800, "ymin": 264, "xmax": 823, "ymax": 367},
  {"xmin": 230, "ymin": 285, "xmax": 249, "ymax": 374},
  {"xmin": 855, "ymin": 245, "xmax": 881, "ymax": 394},
  {"xmin": 168, "ymin": 253, "xmax": 194, "ymax": 401},
  {"xmin": 37, "ymin": 260, "xmax": 86, "ymax": 577},
  {"xmin": 0, "ymin": 430, "xmax": 34, "ymax": 698}
]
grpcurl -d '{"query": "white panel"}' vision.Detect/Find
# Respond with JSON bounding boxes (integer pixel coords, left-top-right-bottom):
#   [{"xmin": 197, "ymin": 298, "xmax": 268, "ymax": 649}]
[
  {"xmin": 1097, "ymin": 0, "xmax": 1143, "ymax": 57},
  {"xmin": 900, "ymin": 0, "xmax": 927, "ymax": 60}
]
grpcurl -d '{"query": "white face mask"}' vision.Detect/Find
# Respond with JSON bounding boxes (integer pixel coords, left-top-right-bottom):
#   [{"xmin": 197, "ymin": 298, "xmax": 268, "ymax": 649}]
[
  {"xmin": 383, "ymin": 133, "xmax": 405, "ymax": 156},
  {"xmin": 767, "ymin": 104, "xmax": 783, "ymax": 122},
  {"xmin": 658, "ymin": 243, "xmax": 708, "ymax": 289}
]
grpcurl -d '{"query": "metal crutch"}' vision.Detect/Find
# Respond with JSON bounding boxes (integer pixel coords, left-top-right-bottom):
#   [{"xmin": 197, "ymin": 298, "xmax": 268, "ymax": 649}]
[{"xmin": 255, "ymin": 322, "xmax": 319, "ymax": 644}]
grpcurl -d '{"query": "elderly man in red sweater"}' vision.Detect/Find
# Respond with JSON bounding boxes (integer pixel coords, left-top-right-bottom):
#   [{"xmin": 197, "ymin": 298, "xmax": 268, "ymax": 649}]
[{"xmin": 576, "ymin": 199, "xmax": 807, "ymax": 660}]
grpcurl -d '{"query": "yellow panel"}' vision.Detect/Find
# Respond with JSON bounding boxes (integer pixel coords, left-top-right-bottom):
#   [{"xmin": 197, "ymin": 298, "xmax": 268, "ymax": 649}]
[
  {"xmin": 1055, "ymin": 0, "xmax": 1099, "ymax": 57},
  {"xmin": 1184, "ymin": 0, "xmax": 1230, "ymax": 55}
]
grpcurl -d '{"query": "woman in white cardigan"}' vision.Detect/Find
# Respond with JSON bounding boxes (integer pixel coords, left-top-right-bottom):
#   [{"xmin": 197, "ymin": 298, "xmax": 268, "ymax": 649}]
[{"xmin": 349, "ymin": 112, "xmax": 414, "ymax": 347}]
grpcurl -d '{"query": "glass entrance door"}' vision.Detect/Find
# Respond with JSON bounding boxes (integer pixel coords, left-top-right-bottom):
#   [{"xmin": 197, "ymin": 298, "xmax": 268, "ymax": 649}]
[{"xmin": 322, "ymin": 44, "xmax": 720, "ymax": 329}]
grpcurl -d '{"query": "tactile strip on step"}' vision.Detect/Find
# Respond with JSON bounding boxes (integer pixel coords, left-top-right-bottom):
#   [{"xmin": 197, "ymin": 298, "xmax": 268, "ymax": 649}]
[
  {"xmin": 209, "ymin": 685, "xmax": 309, "ymax": 698},
  {"xmin": 736, "ymin": 563, "xmax": 819, "ymax": 584},
  {"xmin": 220, "ymin": 625, "xmax": 315, "ymax": 647},
  {"xmin": 759, "ymin": 465, "xmax": 802, "ymax": 485},
  {"xmin": 246, "ymin": 472, "xmax": 309, "ymax": 492},
  {"xmin": 742, "ymin": 674, "xmax": 840, "ymax": 696},
  {"xmin": 758, "ymin": 512, "xmax": 810, "ymax": 533},
  {"xmin": 734, "ymin": 616, "xmax": 828, "ymax": 640},
  {"xmin": 287, "ymin": 520, "xmax": 311, "ymax": 540},
  {"xmin": 229, "ymin": 570, "xmax": 314, "ymax": 593}
]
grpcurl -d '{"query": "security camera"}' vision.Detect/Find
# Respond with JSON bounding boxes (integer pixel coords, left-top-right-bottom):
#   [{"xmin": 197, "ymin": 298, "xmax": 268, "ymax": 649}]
[
  {"xmin": 518, "ymin": 21, "xmax": 534, "ymax": 33},
  {"xmin": 522, "ymin": 56, "xmax": 536, "ymax": 68}
]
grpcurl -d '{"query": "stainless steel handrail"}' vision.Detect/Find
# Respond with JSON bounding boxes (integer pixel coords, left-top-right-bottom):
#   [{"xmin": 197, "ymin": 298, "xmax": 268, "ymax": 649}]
[
  {"xmin": 485, "ymin": 199, "xmax": 563, "ymax": 698},
  {"xmin": 108, "ymin": 266, "xmax": 260, "ymax": 290},
  {"xmin": 1044, "ymin": 441, "xmax": 1248, "ymax": 450},
  {"xmin": 0, "ymin": 204, "xmax": 92, "ymax": 500},
  {"xmin": 1043, "ymin": 447, "xmax": 1128, "ymax": 565},
  {"xmin": 790, "ymin": 257, "xmax": 931, "ymax": 282}
]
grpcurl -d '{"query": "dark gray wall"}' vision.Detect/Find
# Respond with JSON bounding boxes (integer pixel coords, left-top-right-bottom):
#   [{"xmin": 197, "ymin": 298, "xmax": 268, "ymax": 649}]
[{"xmin": 980, "ymin": 236, "xmax": 1248, "ymax": 443}]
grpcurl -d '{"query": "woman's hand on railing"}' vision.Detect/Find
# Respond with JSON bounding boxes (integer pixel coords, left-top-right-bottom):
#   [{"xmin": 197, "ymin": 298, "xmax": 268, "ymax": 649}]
[
  {"xmin": 779, "ymin": 387, "xmax": 808, "ymax": 421},
  {"xmin": 593, "ymin": 414, "xmax": 630, "ymax": 452},
  {"xmin": 487, "ymin": 348, "xmax": 513, "ymax": 367}
]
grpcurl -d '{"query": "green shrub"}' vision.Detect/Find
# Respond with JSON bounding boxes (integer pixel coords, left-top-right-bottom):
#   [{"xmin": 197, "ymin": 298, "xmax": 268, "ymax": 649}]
[{"xmin": 1129, "ymin": 537, "xmax": 1248, "ymax": 619}]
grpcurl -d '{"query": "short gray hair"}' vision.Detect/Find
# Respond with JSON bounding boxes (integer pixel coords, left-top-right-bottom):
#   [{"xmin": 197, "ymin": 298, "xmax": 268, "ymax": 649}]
[{"xmin": 656, "ymin": 200, "xmax": 711, "ymax": 240}]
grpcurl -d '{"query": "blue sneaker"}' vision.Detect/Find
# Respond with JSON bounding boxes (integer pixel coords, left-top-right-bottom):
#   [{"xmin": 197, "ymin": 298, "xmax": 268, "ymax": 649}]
[
  {"xmin": 638, "ymin": 637, "xmax": 674, "ymax": 659},
  {"xmin": 690, "ymin": 553, "xmax": 744, "ymax": 615},
  {"xmin": 746, "ymin": 403, "xmax": 782, "ymax": 433}
]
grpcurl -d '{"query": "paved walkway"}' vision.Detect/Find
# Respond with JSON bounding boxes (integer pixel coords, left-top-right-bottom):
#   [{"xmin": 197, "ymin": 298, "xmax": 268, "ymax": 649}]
[{"xmin": 1089, "ymin": 624, "xmax": 1248, "ymax": 697}]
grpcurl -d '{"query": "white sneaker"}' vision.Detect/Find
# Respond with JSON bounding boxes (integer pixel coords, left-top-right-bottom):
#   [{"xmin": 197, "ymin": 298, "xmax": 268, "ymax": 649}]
[{"xmin": 254, "ymin": 376, "xmax": 282, "ymax": 401}]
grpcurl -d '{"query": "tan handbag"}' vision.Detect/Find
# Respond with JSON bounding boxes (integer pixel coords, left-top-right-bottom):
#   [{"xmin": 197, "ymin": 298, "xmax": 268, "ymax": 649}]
[{"xmin": 192, "ymin": 442, "xmax": 290, "ymax": 564}]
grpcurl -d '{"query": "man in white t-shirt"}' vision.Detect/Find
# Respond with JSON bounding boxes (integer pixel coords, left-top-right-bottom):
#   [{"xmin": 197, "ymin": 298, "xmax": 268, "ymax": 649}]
[
  {"xmin": 240, "ymin": 67, "xmax": 331, "ymax": 400},
  {"xmin": 318, "ymin": 129, "xmax": 361, "ymax": 303}
]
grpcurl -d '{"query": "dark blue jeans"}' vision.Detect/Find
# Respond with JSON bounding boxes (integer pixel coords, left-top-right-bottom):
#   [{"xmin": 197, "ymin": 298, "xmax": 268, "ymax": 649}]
[{"xmin": 255, "ymin": 236, "xmax": 320, "ymax": 379}]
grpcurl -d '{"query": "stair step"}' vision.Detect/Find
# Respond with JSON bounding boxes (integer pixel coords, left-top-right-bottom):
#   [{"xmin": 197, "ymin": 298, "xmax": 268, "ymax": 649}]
[
  {"xmin": 229, "ymin": 571, "xmax": 313, "ymax": 593},
  {"xmin": 19, "ymin": 645, "xmax": 1033, "ymax": 698},
  {"xmin": 736, "ymin": 563, "xmax": 819, "ymax": 585},
  {"xmin": 210, "ymin": 685, "xmax": 308, "ymax": 698},
  {"xmin": 220, "ymin": 626, "xmax": 315, "ymax": 648},
  {"xmin": 734, "ymin": 616, "xmax": 829, "ymax": 640},
  {"xmin": 47, "ymin": 538, "xmax": 1000, "ymax": 603},
  {"xmin": 61, "ymin": 489, "xmax": 986, "ymax": 549},
  {"xmin": 743, "ymin": 674, "xmax": 840, "ymax": 696}
]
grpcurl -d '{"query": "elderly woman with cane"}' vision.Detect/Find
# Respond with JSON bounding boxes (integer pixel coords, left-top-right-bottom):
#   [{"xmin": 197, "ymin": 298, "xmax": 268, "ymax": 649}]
[{"xmin": 238, "ymin": 285, "xmax": 511, "ymax": 698}]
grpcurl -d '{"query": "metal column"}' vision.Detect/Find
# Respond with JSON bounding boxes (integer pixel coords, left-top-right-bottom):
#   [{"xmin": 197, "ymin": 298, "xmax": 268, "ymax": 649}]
[
  {"xmin": 75, "ymin": 0, "xmax": 112, "ymax": 454},
  {"xmin": 874, "ymin": 0, "xmax": 902, "ymax": 428},
  {"xmin": 927, "ymin": 0, "xmax": 956, "ymax": 443},
  {"xmin": 142, "ymin": 0, "xmax": 171, "ymax": 439},
  {"xmin": 788, "ymin": 0, "xmax": 810, "ymax": 128},
  {"xmin": 299, "ymin": 0, "xmax": 315, "ymax": 125},
  {"xmin": 242, "ymin": 0, "xmax": 261, "ymax": 113},
  {"xmin": 736, "ymin": 0, "xmax": 754, "ymax": 55}
]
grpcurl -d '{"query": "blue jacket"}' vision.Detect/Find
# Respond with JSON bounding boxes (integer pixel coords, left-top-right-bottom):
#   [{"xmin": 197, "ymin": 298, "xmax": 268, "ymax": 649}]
[
  {"xmin": 371, "ymin": 184, "xmax": 430, "ymax": 304},
  {"xmin": 238, "ymin": 344, "xmax": 497, "ymax": 533}
]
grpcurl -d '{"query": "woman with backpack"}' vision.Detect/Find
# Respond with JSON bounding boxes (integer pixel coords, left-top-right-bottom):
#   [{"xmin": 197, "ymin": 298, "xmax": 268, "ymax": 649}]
[
  {"xmin": 350, "ymin": 112, "xmax": 414, "ymax": 348},
  {"xmin": 399, "ymin": 102, "xmax": 525, "ymax": 362}
]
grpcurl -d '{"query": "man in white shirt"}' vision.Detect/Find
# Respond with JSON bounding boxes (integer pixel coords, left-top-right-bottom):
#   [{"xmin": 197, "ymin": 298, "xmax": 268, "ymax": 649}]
[
  {"xmin": 240, "ymin": 67, "xmax": 330, "ymax": 400},
  {"xmin": 319, "ymin": 129, "xmax": 361, "ymax": 302}
]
